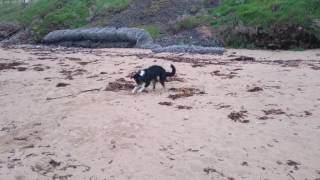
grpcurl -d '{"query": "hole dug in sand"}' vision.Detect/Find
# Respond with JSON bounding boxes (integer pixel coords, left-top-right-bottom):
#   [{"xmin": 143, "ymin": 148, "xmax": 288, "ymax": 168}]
[
  {"xmin": 167, "ymin": 76, "xmax": 185, "ymax": 82},
  {"xmin": 210, "ymin": 70, "xmax": 237, "ymax": 79},
  {"xmin": 104, "ymin": 78, "xmax": 135, "ymax": 92},
  {"xmin": 176, "ymin": 105, "xmax": 192, "ymax": 110},
  {"xmin": 158, "ymin": 102, "xmax": 173, "ymax": 106},
  {"xmin": 56, "ymin": 83, "xmax": 70, "ymax": 87},
  {"xmin": 247, "ymin": 86, "xmax": 263, "ymax": 92},
  {"xmin": 168, "ymin": 87, "xmax": 205, "ymax": 100},
  {"xmin": 263, "ymin": 109, "xmax": 286, "ymax": 115}
]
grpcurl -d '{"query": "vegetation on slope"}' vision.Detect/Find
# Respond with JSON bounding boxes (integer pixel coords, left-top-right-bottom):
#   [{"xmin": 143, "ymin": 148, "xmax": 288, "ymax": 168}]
[
  {"xmin": 136, "ymin": 24, "xmax": 161, "ymax": 38},
  {"xmin": 0, "ymin": 3, "xmax": 24, "ymax": 22},
  {"xmin": 0, "ymin": 0, "xmax": 319, "ymax": 49},
  {"xmin": 208, "ymin": 0, "xmax": 320, "ymax": 48},
  {"xmin": 0, "ymin": 0, "xmax": 130, "ymax": 41}
]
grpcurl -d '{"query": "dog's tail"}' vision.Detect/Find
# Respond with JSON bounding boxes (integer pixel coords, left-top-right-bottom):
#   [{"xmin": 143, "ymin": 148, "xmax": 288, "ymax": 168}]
[{"xmin": 166, "ymin": 64, "xmax": 176, "ymax": 77}]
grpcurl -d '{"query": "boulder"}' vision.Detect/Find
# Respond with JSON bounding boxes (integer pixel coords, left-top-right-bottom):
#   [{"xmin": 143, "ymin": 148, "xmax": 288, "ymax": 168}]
[
  {"xmin": 43, "ymin": 27, "xmax": 224, "ymax": 54},
  {"xmin": 0, "ymin": 23, "xmax": 21, "ymax": 41}
]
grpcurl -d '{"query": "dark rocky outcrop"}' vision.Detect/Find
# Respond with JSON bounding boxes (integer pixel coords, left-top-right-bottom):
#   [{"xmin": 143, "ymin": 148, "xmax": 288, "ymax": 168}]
[
  {"xmin": 221, "ymin": 24, "xmax": 320, "ymax": 50},
  {"xmin": 0, "ymin": 23, "xmax": 35, "ymax": 45},
  {"xmin": 152, "ymin": 44, "xmax": 224, "ymax": 54},
  {"xmin": 1, "ymin": 29, "xmax": 34, "ymax": 45},
  {"xmin": 0, "ymin": 23, "xmax": 20, "ymax": 41},
  {"xmin": 43, "ymin": 27, "xmax": 225, "ymax": 54},
  {"xmin": 43, "ymin": 27, "xmax": 160, "ymax": 49}
]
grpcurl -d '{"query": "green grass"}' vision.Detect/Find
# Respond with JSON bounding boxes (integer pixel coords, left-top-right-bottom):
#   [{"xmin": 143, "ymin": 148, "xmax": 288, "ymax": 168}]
[
  {"xmin": 208, "ymin": 0, "xmax": 320, "ymax": 48},
  {"xmin": 1, "ymin": 0, "xmax": 319, "ymax": 47},
  {"xmin": 95, "ymin": 0, "xmax": 130, "ymax": 14},
  {"xmin": 209, "ymin": 0, "xmax": 320, "ymax": 29},
  {"xmin": 20, "ymin": 0, "xmax": 93, "ymax": 41},
  {"xmin": 0, "ymin": 0, "xmax": 130, "ymax": 41},
  {"xmin": 144, "ymin": 0, "xmax": 169, "ymax": 16},
  {"xmin": 175, "ymin": 16, "xmax": 199, "ymax": 31},
  {"xmin": 174, "ymin": 13, "xmax": 211, "ymax": 32},
  {"xmin": 137, "ymin": 24, "xmax": 162, "ymax": 38},
  {"xmin": 0, "ymin": 4, "xmax": 24, "ymax": 22}
]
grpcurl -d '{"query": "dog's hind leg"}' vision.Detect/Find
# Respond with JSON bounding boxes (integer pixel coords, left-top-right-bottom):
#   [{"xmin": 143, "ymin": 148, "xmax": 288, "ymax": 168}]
[
  {"xmin": 160, "ymin": 80, "xmax": 165, "ymax": 89},
  {"xmin": 159, "ymin": 75, "xmax": 166, "ymax": 90},
  {"xmin": 159, "ymin": 80, "xmax": 166, "ymax": 94},
  {"xmin": 152, "ymin": 80, "xmax": 156, "ymax": 90}
]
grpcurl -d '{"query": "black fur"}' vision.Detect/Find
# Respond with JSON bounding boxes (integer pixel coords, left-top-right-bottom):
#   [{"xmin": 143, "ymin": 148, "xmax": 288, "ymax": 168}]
[{"xmin": 132, "ymin": 64, "xmax": 176, "ymax": 92}]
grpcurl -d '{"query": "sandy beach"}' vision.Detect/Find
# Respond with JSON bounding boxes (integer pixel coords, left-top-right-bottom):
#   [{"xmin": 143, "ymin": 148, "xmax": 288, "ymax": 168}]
[{"xmin": 0, "ymin": 45, "xmax": 320, "ymax": 180}]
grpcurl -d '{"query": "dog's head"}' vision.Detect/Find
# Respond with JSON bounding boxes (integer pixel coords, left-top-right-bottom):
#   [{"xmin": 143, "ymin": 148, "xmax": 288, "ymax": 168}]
[{"xmin": 132, "ymin": 70, "xmax": 145, "ymax": 85}]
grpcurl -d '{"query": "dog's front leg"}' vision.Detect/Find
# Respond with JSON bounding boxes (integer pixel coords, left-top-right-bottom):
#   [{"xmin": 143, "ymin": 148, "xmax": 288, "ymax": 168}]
[
  {"xmin": 138, "ymin": 83, "xmax": 146, "ymax": 93},
  {"xmin": 132, "ymin": 85, "xmax": 140, "ymax": 94}
]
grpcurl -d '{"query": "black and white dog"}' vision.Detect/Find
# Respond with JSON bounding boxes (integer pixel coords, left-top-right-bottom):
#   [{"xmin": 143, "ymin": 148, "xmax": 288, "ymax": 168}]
[{"xmin": 132, "ymin": 64, "xmax": 176, "ymax": 93}]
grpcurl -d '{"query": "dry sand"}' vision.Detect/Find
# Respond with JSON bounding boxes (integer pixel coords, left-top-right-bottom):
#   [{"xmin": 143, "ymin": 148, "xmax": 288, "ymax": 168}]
[{"xmin": 0, "ymin": 45, "xmax": 320, "ymax": 180}]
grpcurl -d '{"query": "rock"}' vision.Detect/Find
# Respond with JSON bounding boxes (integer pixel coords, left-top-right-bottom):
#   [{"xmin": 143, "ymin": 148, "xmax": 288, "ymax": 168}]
[
  {"xmin": 152, "ymin": 44, "xmax": 225, "ymax": 54},
  {"xmin": 0, "ymin": 23, "xmax": 20, "ymax": 41},
  {"xmin": 43, "ymin": 27, "xmax": 223, "ymax": 54},
  {"xmin": 43, "ymin": 27, "xmax": 158, "ymax": 49},
  {"xmin": 1, "ymin": 28, "xmax": 34, "ymax": 45}
]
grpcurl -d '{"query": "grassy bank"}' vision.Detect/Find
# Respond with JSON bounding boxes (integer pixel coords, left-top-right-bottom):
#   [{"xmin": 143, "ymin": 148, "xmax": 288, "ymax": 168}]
[
  {"xmin": 0, "ymin": 3, "xmax": 24, "ymax": 22},
  {"xmin": 1, "ymin": 0, "xmax": 319, "ymax": 48},
  {"xmin": 1, "ymin": 0, "xmax": 130, "ymax": 41},
  {"xmin": 208, "ymin": 0, "xmax": 320, "ymax": 48},
  {"xmin": 210, "ymin": 0, "xmax": 320, "ymax": 28}
]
